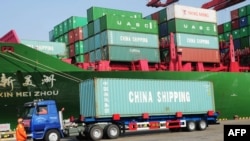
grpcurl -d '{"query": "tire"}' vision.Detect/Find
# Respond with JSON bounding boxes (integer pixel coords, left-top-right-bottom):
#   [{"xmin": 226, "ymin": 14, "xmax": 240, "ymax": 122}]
[
  {"xmin": 89, "ymin": 125, "xmax": 103, "ymax": 141},
  {"xmin": 104, "ymin": 124, "xmax": 120, "ymax": 139},
  {"xmin": 196, "ymin": 120, "xmax": 207, "ymax": 130},
  {"xmin": 186, "ymin": 121, "xmax": 196, "ymax": 132},
  {"xmin": 44, "ymin": 129, "xmax": 60, "ymax": 141}
]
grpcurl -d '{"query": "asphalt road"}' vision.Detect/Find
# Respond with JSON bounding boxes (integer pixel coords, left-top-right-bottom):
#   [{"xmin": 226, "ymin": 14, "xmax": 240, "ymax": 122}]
[{"xmin": 60, "ymin": 119, "xmax": 250, "ymax": 141}]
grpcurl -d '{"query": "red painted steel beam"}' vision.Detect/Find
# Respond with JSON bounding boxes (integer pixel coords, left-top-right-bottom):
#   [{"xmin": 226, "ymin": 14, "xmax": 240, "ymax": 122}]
[
  {"xmin": 146, "ymin": 0, "xmax": 179, "ymax": 7},
  {"xmin": 201, "ymin": 0, "xmax": 228, "ymax": 9},
  {"xmin": 202, "ymin": 0, "xmax": 246, "ymax": 11},
  {"xmin": 146, "ymin": 0, "xmax": 160, "ymax": 7},
  {"xmin": 213, "ymin": 0, "xmax": 246, "ymax": 11}
]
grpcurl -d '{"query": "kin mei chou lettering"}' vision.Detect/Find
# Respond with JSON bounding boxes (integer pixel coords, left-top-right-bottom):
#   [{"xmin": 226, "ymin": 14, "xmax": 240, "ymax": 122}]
[
  {"xmin": 129, "ymin": 91, "xmax": 190, "ymax": 103},
  {"xmin": 0, "ymin": 73, "xmax": 59, "ymax": 98}
]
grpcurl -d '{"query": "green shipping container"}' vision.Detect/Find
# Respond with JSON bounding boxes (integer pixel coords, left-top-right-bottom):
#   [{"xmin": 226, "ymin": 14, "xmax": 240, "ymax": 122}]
[
  {"xmin": 88, "ymin": 36, "xmax": 95, "ymax": 51},
  {"xmin": 240, "ymin": 36, "xmax": 250, "ymax": 48},
  {"xmin": 88, "ymin": 22, "xmax": 94, "ymax": 37},
  {"xmin": 168, "ymin": 19, "xmax": 218, "ymax": 36},
  {"xmin": 223, "ymin": 22, "xmax": 231, "ymax": 32},
  {"xmin": 53, "ymin": 25, "xmax": 59, "ymax": 39},
  {"xmin": 80, "ymin": 78, "xmax": 215, "ymax": 118},
  {"xmin": 74, "ymin": 41, "xmax": 86, "ymax": 55},
  {"xmin": 100, "ymin": 15, "xmax": 158, "ymax": 34},
  {"xmin": 247, "ymin": 4, "xmax": 250, "ymax": 15},
  {"xmin": 239, "ymin": 6, "xmax": 247, "ymax": 17},
  {"xmin": 223, "ymin": 32, "xmax": 231, "ymax": 41},
  {"xmin": 240, "ymin": 27, "xmax": 248, "ymax": 38},
  {"xmin": 58, "ymin": 23, "xmax": 64, "ymax": 37},
  {"xmin": 102, "ymin": 45, "xmax": 160, "ymax": 63},
  {"xmin": 100, "ymin": 30, "xmax": 159, "ymax": 48},
  {"xmin": 64, "ymin": 33, "xmax": 69, "ymax": 45},
  {"xmin": 94, "ymin": 34, "xmax": 101, "ymax": 49},
  {"xmin": 21, "ymin": 40, "xmax": 68, "ymax": 57},
  {"xmin": 75, "ymin": 54, "xmax": 84, "ymax": 63},
  {"xmin": 232, "ymin": 29, "xmax": 240, "ymax": 39},
  {"xmin": 175, "ymin": 33, "xmax": 219, "ymax": 49},
  {"xmin": 159, "ymin": 8, "xmax": 167, "ymax": 23},
  {"xmin": 218, "ymin": 34, "xmax": 224, "ymax": 41},
  {"xmin": 67, "ymin": 16, "xmax": 88, "ymax": 31},
  {"xmin": 87, "ymin": 6, "xmax": 142, "ymax": 22}
]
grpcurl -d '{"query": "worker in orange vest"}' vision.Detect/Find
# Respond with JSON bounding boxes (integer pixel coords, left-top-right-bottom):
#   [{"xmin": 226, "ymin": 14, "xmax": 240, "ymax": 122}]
[{"xmin": 16, "ymin": 117, "xmax": 27, "ymax": 141}]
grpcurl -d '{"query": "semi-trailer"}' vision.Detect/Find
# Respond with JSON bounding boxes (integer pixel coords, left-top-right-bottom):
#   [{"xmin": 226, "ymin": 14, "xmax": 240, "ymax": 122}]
[{"xmin": 20, "ymin": 78, "xmax": 219, "ymax": 141}]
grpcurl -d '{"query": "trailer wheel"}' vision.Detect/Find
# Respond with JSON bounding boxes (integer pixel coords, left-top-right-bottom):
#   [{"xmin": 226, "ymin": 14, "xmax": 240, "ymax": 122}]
[
  {"xmin": 186, "ymin": 121, "xmax": 196, "ymax": 131},
  {"xmin": 105, "ymin": 124, "xmax": 120, "ymax": 139},
  {"xmin": 44, "ymin": 129, "xmax": 60, "ymax": 141},
  {"xmin": 89, "ymin": 125, "xmax": 103, "ymax": 141},
  {"xmin": 197, "ymin": 120, "xmax": 207, "ymax": 130}
]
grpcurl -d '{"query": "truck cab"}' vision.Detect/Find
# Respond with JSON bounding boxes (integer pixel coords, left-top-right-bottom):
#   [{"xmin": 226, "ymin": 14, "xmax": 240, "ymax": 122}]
[{"xmin": 21, "ymin": 99, "xmax": 63, "ymax": 141}]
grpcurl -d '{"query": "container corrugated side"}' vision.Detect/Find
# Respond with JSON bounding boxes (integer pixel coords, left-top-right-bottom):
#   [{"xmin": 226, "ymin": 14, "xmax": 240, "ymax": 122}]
[
  {"xmin": 174, "ymin": 33, "xmax": 219, "ymax": 49},
  {"xmin": 80, "ymin": 78, "xmax": 215, "ymax": 118},
  {"xmin": 21, "ymin": 40, "xmax": 68, "ymax": 57},
  {"xmin": 101, "ymin": 45, "xmax": 160, "ymax": 63},
  {"xmin": 87, "ymin": 6, "xmax": 142, "ymax": 22},
  {"xmin": 100, "ymin": 30, "xmax": 159, "ymax": 48},
  {"xmin": 167, "ymin": 18, "xmax": 218, "ymax": 36},
  {"xmin": 67, "ymin": 16, "xmax": 88, "ymax": 31},
  {"xmin": 100, "ymin": 15, "xmax": 158, "ymax": 34},
  {"xmin": 177, "ymin": 47, "xmax": 220, "ymax": 63},
  {"xmin": 167, "ymin": 4, "xmax": 217, "ymax": 23}
]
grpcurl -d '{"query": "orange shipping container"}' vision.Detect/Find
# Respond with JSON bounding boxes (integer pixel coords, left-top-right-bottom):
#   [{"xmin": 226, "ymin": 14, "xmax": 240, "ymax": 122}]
[{"xmin": 177, "ymin": 47, "xmax": 220, "ymax": 63}]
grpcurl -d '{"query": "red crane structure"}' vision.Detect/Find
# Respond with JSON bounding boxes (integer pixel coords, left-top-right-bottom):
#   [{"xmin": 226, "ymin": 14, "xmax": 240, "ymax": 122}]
[{"xmin": 146, "ymin": 0, "xmax": 246, "ymax": 11}]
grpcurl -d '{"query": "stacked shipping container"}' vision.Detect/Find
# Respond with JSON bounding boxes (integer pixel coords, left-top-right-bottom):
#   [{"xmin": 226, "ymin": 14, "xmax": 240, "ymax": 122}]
[
  {"xmin": 50, "ymin": 4, "xmax": 223, "ymax": 66},
  {"xmin": 21, "ymin": 39, "xmax": 68, "ymax": 59},
  {"xmin": 147, "ymin": 4, "xmax": 219, "ymax": 63},
  {"xmin": 49, "ymin": 16, "xmax": 88, "ymax": 62},
  {"xmin": 218, "ymin": 4, "xmax": 250, "ymax": 63},
  {"xmin": 83, "ymin": 7, "xmax": 160, "ymax": 63},
  {"xmin": 50, "ymin": 7, "xmax": 161, "ymax": 64}
]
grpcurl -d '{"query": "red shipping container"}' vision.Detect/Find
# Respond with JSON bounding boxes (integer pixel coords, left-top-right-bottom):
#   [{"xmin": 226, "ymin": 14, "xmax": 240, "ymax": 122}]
[
  {"xmin": 230, "ymin": 9, "xmax": 239, "ymax": 20},
  {"xmin": 231, "ymin": 19, "xmax": 239, "ymax": 30},
  {"xmin": 74, "ymin": 27, "xmax": 83, "ymax": 42},
  {"xmin": 69, "ymin": 44, "xmax": 75, "ymax": 57},
  {"xmin": 84, "ymin": 53, "xmax": 90, "ymax": 63},
  {"xmin": 151, "ymin": 12, "xmax": 160, "ymax": 23},
  {"xmin": 217, "ymin": 24, "xmax": 224, "ymax": 34},
  {"xmin": 68, "ymin": 30, "xmax": 75, "ymax": 45},
  {"xmin": 177, "ymin": 47, "xmax": 220, "ymax": 63}
]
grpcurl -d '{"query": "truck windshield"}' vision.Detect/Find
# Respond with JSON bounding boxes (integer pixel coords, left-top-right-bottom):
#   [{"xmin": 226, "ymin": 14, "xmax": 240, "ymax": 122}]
[{"xmin": 22, "ymin": 107, "xmax": 35, "ymax": 118}]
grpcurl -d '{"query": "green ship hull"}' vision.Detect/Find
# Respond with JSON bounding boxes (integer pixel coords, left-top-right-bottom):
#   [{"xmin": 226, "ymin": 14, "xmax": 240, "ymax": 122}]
[{"xmin": 1, "ymin": 43, "xmax": 250, "ymax": 129}]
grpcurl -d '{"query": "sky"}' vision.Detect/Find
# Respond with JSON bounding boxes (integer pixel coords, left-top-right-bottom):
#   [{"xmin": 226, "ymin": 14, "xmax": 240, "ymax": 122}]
[{"xmin": 1, "ymin": 0, "xmax": 250, "ymax": 41}]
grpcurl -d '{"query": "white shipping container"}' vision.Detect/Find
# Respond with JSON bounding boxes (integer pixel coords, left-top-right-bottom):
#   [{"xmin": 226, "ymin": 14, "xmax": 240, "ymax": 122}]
[{"xmin": 167, "ymin": 4, "xmax": 217, "ymax": 23}]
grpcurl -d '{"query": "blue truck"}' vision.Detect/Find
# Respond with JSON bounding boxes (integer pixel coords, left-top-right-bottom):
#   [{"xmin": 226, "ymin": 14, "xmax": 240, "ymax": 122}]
[{"xmin": 20, "ymin": 78, "xmax": 219, "ymax": 141}]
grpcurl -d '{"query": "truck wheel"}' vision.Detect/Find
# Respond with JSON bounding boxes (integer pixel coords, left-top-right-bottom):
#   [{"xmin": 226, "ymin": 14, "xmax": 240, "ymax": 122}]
[
  {"xmin": 186, "ymin": 121, "xmax": 196, "ymax": 131},
  {"xmin": 197, "ymin": 120, "xmax": 207, "ymax": 130},
  {"xmin": 105, "ymin": 124, "xmax": 120, "ymax": 139},
  {"xmin": 89, "ymin": 125, "xmax": 103, "ymax": 141},
  {"xmin": 44, "ymin": 129, "xmax": 60, "ymax": 141}
]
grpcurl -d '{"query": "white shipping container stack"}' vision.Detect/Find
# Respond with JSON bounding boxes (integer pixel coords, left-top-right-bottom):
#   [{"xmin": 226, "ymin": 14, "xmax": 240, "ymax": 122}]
[{"xmin": 165, "ymin": 4, "xmax": 220, "ymax": 63}]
